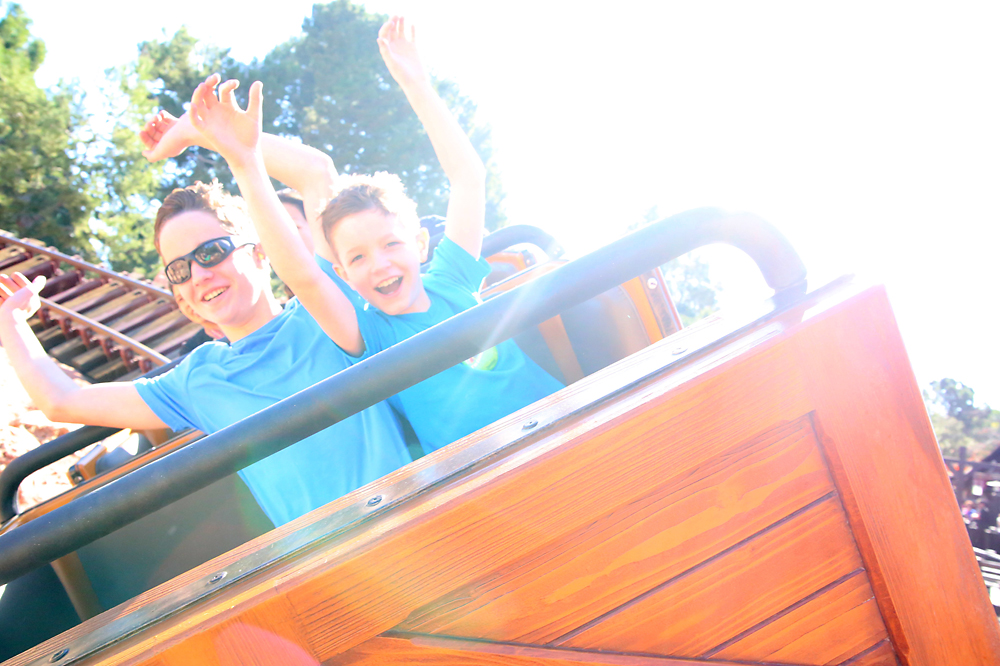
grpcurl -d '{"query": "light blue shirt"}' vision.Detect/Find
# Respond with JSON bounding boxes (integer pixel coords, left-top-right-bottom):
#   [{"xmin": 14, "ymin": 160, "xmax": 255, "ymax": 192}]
[
  {"xmin": 135, "ymin": 299, "xmax": 411, "ymax": 526},
  {"xmin": 356, "ymin": 238, "xmax": 564, "ymax": 454}
]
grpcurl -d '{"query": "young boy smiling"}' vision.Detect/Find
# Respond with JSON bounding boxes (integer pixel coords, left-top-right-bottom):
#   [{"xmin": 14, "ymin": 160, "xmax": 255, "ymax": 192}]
[{"xmin": 190, "ymin": 16, "xmax": 562, "ymax": 454}]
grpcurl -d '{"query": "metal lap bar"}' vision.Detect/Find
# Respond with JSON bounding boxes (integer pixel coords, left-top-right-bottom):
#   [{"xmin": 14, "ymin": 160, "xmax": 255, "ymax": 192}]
[{"xmin": 0, "ymin": 208, "xmax": 808, "ymax": 584}]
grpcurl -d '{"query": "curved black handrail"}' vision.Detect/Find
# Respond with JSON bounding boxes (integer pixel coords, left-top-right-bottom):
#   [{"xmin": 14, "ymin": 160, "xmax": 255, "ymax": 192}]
[
  {"xmin": 427, "ymin": 224, "xmax": 564, "ymax": 265},
  {"xmin": 480, "ymin": 224, "xmax": 564, "ymax": 259},
  {"xmin": 0, "ymin": 359, "xmax": 183, "ymax": 523},
  {"xmin": 0, "ymin": 208, "xmax": 806, "ymax": 584},
  {"xmin": 0, "ymin": 426, "xmax": 118, "ymax": 523}
]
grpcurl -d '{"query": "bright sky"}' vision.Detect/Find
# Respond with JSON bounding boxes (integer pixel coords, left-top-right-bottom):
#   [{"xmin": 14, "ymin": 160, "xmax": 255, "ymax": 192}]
[{"xmin": 16, "ymin": 0, "xmax": 1000, "ymax": 405}]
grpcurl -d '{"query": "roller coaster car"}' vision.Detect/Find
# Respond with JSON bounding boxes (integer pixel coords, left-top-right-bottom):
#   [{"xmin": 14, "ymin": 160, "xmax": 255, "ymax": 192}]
[{"xmin": 0, "ymin": 210, "xmax": 997, "ymax": 665}]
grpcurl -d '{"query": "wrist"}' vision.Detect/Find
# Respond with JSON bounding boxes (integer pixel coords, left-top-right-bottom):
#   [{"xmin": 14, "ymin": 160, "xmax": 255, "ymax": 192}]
[{"xmin": 224, "ymin": 147, "xmax": 265, "ymax": 173}]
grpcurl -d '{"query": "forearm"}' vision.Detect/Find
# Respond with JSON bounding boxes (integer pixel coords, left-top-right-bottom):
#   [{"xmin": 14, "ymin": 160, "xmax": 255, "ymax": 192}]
[
  {"xmin": 259, "ymin": 135, "xmax": 338, "ymax": 222},
  {"xmin": 229, "ymin": 154, "xmax": 365, "ymax": 354},
  {"xmin": 0, "ymin": 315, "xmax": 165, "ymax": 429},
  {"xmin": 0, "ymin": 313, "xmax": 84, "ymax": 420},
  {"xmin": 230, "ymin": 154, "xmax": 321, "ymax": 285},
  {"xmin": 400, "ymin": 80, "xmax": 486, "ymax": 257},
  {"xmin": 401, "ymin": 80, "xmax": 486, "ymax": 190}
]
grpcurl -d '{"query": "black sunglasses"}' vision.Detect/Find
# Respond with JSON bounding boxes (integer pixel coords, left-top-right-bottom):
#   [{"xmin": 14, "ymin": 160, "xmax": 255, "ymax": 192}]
[{"xmin": 164, "ymin": 236, "xmax": 256, "ymax": 285}]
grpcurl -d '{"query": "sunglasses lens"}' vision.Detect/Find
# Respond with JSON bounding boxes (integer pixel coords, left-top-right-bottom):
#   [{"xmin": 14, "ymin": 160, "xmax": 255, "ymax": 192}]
[
  {"xmin": 165, "ymin": 259, "xmax": 191, "ymax": 285},
  {"xmin": 194, "ymin": 238, "xmax": 234, "ymax": 268},
  {"xmin": 164, "ymin": 238, "xmax": 243, "ymax": 285}
]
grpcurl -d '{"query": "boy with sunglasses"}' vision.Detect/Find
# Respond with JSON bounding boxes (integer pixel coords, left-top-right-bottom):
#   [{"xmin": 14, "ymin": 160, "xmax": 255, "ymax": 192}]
[{"xmin": 0, "ymin": 180, "xmax": 413, "ymax": 527}]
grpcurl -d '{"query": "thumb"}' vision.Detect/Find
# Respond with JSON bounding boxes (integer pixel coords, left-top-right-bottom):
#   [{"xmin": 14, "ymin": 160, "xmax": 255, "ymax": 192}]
[{"xmin": 31, "ymin": 275, "xmax": 46, "ymax": 294}]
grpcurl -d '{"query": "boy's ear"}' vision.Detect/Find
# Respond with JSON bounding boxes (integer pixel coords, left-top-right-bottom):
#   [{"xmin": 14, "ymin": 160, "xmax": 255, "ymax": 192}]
[
  {"xmin": 333, "ymin": 263, "xmax": 350, "ymax": 283},
  {"xmin": 415, "ymin": 226, "xmax": 431, "ymax": 263}
]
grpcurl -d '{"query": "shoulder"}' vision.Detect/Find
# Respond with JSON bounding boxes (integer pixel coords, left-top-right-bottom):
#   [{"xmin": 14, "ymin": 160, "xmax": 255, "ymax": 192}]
[{"xmin": 426, "ymin": 237, "xmax": 491, "ymax": 294}]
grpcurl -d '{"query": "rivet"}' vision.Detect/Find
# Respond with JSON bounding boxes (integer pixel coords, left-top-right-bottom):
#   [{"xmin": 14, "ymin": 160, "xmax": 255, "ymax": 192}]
[
  {"xmin": 50, "ymin": 648, "xmax": 69, "ymax": 663},
  {"xmin": 522, "ymin": 420, "xmax": 538, "ymax": 430},
  {"xmin": 367, "ymin": 495, "xmax": 382, "ymax": 507},
  {"xmin": 646, "ymin": 278, "xmax": 658, "ymax": 290},
  {"xmin": 671, "ymin": 346, "xmax": 687, "ymax": 356},
  {"xmin": 208, "ymin": 572, "xmax": 226, "ymax": 584}
]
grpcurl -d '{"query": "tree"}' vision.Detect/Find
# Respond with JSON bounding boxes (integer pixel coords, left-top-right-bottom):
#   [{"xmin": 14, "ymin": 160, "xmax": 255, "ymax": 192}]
[
  {"xmin": 925, "ymin": 378, "xmax": 1000, "ymax": 460},
  {"xmin": 630, "ymin": 206, "xmax": 721, "ymax": 326},
  {"xmin": 0, "ymin": 3, "xmax": 95, "ymax": 258},
  {"xmin": 140, "ymin": 1, "xmax": 506, "ymax": 229}
]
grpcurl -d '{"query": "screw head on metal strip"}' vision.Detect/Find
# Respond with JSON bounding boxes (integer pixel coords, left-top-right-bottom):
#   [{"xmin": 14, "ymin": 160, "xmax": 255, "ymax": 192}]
[
  {"xmin": 209, "ymin": 572, "xmax": 226, "ymax": 584},
  {"xmin": 50, "ymin": 649, "xmax": 69, "ymax": 663},
  {"xmin": 367, "ymin": 495, "xmax": 383, "ymax": 507},
  {"xmin": 522, "ymin": 419, "xmax": 538, "ymax": 430},
  {"xmin": 647, "ymin": 278, "xmax": 658, "ymax": 290},
  {"xmin": 671, "ymin": 346, "xmax": 687, "ymax": 355}
]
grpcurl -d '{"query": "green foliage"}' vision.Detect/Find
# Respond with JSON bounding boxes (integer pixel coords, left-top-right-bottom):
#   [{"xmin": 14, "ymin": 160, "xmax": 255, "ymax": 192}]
[
  {"xmin": 0, "ymin": 2, "xmax": 96, "ymax": 258},
  {"xmin": 135, "ymin": 27, "xmax": 241, "ymax": 196},
  {"xmin": 631, "ymin": 206, "xmax": 721, "ymax": 326},
  {"xmin": 1, "ymin": 0, "xmax": 504, "ymax": 278},
  {"xmin": 925, "ymin": 378, "xmax": 1000, "ymax": 460},
  {"xmin": 144, "ymin": 0, "xmax": 506, "ymax": 229},
  {"xmin": 82, "ymin": 55, "xmax": 168, "ymax": 276}
]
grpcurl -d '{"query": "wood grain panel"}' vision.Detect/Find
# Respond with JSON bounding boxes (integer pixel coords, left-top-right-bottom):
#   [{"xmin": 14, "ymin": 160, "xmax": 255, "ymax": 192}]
[
  {"xmin": 326, "ymin": 634, "xmax": 751, "ymax": 666},
  {"xmin": 790, "ymin": 286, "xmax": 1000, "ymax": 664},
  {"xmin": 710, "ymin": 570, "xmax": 889, "ymax": 664},
  {"xmin": 399, "ymin": 417, "xmax": 836, "ymax": 643},
  {"xmin": 841, "ymin": 640, "xmax": 900, "ymax": 666},
  {"xmin": 558, "ymin": 496, "xmax": 864, "ymax": 657},
  {"xmin": 279, "ymin": 345, "xmax": 811, "ymax": 660}
]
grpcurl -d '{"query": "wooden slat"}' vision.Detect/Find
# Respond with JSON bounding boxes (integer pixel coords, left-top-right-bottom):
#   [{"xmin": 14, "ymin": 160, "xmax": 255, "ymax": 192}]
[
  {"xmin": 400, "ymin": 417, "xmax": 836, "ymax": 644},
  {"xmin": 790, "ymin": 286, "xmax": 1000, "ymax": 664},
  {"xmin": 329, "ymin": 634, "xmax": 753, "ymax": 665},
  {"xmin": 841, "ymin": 640, "xmax": 901, "ymax": 666},
  {"xmin": 557, "ymin": 496, "xmax": 864, "ymax": 656},
  {"xmin": 710, "ymin": 570, "xmax": 888, "ymax": 664}
]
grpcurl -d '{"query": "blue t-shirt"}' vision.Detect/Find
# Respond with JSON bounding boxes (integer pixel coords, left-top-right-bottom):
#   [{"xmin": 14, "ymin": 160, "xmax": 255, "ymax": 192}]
[
  {"xmin": 134, "ymin": 299, "xmax": 411, "ymax": 526},
  {"xmin": 356, "ymin": 238, "xmax": 564, "ymax": 454}
]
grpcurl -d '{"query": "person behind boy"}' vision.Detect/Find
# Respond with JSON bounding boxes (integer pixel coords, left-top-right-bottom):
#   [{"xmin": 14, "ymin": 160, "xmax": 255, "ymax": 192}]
[
  {"xmin": 184, "ymin": 15, "xmax": 563, "ymax": 455},
  {"xmin": 0, "ymin": 181, "xmax": 412, "ymax": 526}
]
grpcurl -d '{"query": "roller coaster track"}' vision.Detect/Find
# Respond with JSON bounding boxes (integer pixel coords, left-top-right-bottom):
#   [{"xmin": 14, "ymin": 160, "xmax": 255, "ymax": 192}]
[{"xmin": 0, "ymin": 231, "xmax": 203, "ymax": 383}]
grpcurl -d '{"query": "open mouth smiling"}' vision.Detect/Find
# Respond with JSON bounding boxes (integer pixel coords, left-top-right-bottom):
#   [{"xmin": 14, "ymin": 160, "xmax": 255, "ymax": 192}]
[{"xmin": 374, "ymin": 277, "xmax": 402, "ymax": 296}]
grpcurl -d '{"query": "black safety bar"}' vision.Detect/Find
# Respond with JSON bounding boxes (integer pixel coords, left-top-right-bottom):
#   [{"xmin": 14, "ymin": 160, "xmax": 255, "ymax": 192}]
[
  {"xmin": 0, "ymin": 208, "xmax": 806, "ymax": 584},
  {"xmin": 426, "ymin": 224, "xmax": 564, "ymax": 265},
  {"xmin": 480, "ymin": 224, "xmax": 564, "ymax": 259},
  {"xmin": 0, "ymin": 360, "xmax": 183, "ymax": 522}
]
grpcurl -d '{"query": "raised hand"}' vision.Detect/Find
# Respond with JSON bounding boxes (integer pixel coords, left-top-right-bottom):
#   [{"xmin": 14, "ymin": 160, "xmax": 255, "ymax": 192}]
[
  {"xmin": 188, "ymin": 73, "xmax": 264, "ymax": 168},
  {"xmin": 0, "ymin": 272, "xmax": 45, "ymax": 320},
  {"xmin": 140, "ymin": 110, "xmax": 214, "ymax": 162},
  {"xmin": 377, "ymin": 16, "xmax": 430, "ymax": 91}
]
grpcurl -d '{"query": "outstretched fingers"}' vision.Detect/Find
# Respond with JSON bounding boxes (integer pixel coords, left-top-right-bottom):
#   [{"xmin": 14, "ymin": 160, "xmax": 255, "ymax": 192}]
[
  {"xmin": 189, "ymin": 74, "xmax": 222, "ymax": 129},
  {"xmin": 246, "ymin": 80, "xmax": 264, "ymax": 121},
  {"xmin": 218, "ymin": 78, "xmax": 240, "ymax": 108}
]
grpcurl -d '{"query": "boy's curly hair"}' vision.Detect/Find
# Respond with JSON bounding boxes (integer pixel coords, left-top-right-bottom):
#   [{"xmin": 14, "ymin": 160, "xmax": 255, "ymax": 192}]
[
  {"xmin": 154, "ymin": 180, "xmax": 255, "ymax": 252},
  {"xmin": 320, "ymin": 172, "xmax": 419, "ymax": 258}
]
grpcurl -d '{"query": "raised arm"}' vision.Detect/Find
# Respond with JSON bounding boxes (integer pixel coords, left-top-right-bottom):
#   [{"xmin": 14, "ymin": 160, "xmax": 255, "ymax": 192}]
[
  {"xmin": 0, "ymin": 274, "xmax": 168, "ymax": 429},
  {"xmin": 378, "ymin": 16, "xmax": 487, "ymax": 259},
  {"xmin": 141, "ymin": 112, "xmax": 340, "ymax": 263},
  {"xmin": 186, "ymin": 75, "xmax": 365, "ymax": 355}
]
